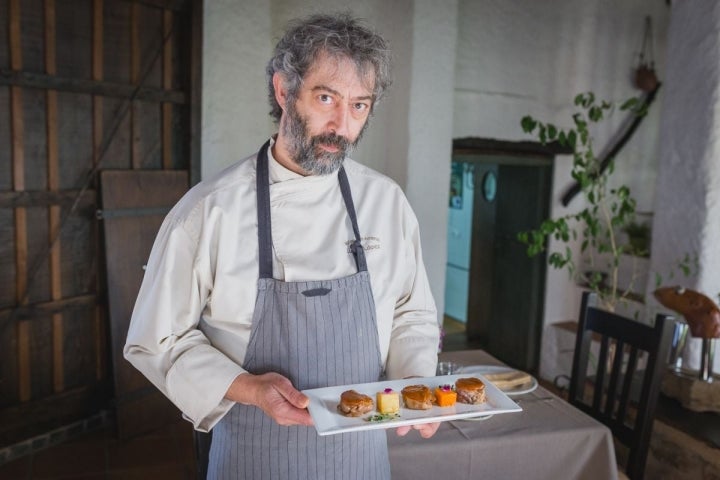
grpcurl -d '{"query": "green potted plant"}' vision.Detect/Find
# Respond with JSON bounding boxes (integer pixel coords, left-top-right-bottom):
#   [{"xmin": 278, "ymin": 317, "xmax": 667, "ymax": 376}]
[
  {"xmin": 623, "ymin": 220, "xmax": 651, "ymax": 257},
  {"xmin": 517, "ymin": 92, "xmax": 646, "ymax": 312}
]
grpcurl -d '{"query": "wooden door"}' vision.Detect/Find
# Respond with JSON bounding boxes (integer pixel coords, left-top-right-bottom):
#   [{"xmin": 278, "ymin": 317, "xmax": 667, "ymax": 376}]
[
  {"xmin": 489, "ymin": 164, "xmax": 551, "ymax": 371},
  {"xmin": 0, "ymin": 0, "xmax": 200, "ymax": 450},
  {"xmin": 465, "ymin": 156, "xmax": 552, "ymax": 372},
  {"xmin": 100, "ymin": 169, "xmax": 188, "ymax": 439}
]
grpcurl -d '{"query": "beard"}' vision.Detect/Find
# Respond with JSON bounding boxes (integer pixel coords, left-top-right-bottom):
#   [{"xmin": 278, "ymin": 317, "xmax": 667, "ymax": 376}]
[{"xmin": 282, "ymin": 101, "xmax": 367, "ymax": 176}]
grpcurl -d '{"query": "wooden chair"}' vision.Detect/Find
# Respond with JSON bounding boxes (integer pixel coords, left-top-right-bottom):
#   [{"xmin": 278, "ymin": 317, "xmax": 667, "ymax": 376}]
[{"xmin": 568, "ymin": 291, "xmax": 675, "ymax": 480}]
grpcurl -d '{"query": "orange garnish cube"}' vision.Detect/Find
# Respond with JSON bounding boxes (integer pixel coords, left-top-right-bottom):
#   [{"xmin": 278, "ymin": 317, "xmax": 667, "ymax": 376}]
[{"xmin": 434, "ymin": 387, "xmax": 457, "ymax": 407}]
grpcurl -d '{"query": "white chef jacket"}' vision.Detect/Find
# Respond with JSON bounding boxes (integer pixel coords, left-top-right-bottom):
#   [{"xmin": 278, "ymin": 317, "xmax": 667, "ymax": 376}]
[{"xmin": 124, "ymin": 140, "xmax": 440, "ymax": 431}]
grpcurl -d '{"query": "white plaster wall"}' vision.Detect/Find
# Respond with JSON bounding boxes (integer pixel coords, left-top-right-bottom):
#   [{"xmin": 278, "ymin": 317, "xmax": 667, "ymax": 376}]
[
  {"xmin": 453, "ymin": 0, "xmax": 670, "ymax": 342},
  {"xmin": 649, "ymin": 0, "xmax": 720, "ymax": 373},
  {"xmin": 202, "ymin": 0, "xmax": 273, "ymax": 177},
  {"xmin": 403, "ymin": 0, "xmax": 458, "ymax": 324}
]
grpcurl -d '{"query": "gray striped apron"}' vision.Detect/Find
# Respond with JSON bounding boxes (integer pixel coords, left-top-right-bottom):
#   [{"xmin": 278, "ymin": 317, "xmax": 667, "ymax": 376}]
[{"xmin": 207, "ymin": 141, "xmax": 390, "ymax": 480}]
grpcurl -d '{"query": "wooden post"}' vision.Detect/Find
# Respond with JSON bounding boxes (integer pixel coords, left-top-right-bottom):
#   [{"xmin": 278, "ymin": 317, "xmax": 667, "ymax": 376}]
[
  {"xmin": 93, "ymin": 0, "xmax": 106, "ymax": 382},
  {"xmin": 9, "ymin": 0, "xmax": 31, "ymax": 402},
  {"xmin": 45, "ymin": 0, "xmax": 64, "ymax": 394},
  {"xmin": 130, "ymin": 2, "xmax": 140, "ymax": 169}
]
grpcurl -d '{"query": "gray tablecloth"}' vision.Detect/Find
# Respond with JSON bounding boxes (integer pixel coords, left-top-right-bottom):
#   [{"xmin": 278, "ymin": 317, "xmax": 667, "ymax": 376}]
[{"xmin": 387, "ymin": 350, "xmax": 618, "ymax": 480}]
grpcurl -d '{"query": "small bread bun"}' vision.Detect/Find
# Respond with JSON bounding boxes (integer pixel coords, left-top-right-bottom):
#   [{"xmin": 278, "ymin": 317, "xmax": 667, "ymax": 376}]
[
  {"xmin": 401, "ymin": 385, "xmax": 433, "ymax": 410},
  {"xmin": 337, "ymin": 390, "xmax": 374, "ymax": 417},
  {"xmin": 455, "ymin": 377, "xmax": 487, "ymax": 404}
]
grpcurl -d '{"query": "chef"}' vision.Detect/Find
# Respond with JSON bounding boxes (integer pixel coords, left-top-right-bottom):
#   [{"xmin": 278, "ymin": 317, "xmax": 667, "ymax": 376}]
[{"xmin": 124, "ymin": 12, "xmax": 440, "ymax": 480}]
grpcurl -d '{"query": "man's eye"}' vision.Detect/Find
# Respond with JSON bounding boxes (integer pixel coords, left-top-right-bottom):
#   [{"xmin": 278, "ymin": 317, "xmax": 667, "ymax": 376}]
[
  {"xmin": 353, "ymin": 103, "xmax": 369, "ymax": 112},
  {"xmin": 319, "ymin": 94, "xmax": 333, "ymax": 104}
]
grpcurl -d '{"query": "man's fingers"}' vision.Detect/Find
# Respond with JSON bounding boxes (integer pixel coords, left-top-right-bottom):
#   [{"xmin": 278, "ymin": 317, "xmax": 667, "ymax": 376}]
[
  {"xmin": 395, "ymin": 422, "xmax": 440, "ymax": 438},
  {"xmin": 277, "ymin": 383, "xmax": 310, "ymax": 409},
  {"xmin": 278, "ymin": 407, "xmax": 313, "ymax": 427}
]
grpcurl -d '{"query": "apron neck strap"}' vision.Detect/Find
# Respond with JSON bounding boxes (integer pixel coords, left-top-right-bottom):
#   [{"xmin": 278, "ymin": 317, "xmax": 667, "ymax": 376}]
[
  {"xmin": 255, "ymin": 142, "xmax": 368, "ymax": 278},
  {"xmin": 338, "ymin": 165, "xmax": 368, "ymax": 272},
  {"xmin": 256, "ymin": 140, "xmax": 274, "ymax": 278}
]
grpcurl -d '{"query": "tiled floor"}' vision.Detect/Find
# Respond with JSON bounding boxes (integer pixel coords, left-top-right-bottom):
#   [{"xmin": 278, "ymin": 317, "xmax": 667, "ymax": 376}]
[
  {"xmin": 0, "ymin": 317, "xmax": 468, "ymax": 479},
  {"xmin": 0, "ymin": 418, "xmax": 196, "ymax": 479}
]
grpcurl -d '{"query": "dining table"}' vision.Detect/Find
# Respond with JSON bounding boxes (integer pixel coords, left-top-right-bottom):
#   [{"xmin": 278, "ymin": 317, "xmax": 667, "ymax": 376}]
[{"xmin": 386, "ymin": 349, "xmax": 619, "ymax": 480}]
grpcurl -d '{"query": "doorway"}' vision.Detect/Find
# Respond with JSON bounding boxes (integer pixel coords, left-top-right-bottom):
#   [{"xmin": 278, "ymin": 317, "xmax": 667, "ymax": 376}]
[{"xmin": 443, "ymin": 139, "xmax": 562, "ymax": 373}]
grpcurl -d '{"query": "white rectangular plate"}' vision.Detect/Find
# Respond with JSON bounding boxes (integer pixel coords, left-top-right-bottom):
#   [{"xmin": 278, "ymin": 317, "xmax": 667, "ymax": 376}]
[{"xmin": 302, "ymin": 374, "xmax": 522, "ymax": 436}]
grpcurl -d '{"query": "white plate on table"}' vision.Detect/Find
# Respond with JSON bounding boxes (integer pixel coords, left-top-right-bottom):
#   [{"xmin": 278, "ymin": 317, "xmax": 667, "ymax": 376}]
[
  {"xmin": 302, "ymin": 374, "xmax": 521, "ymax": 436},
  {"xmin": 458, "ymin": 365, "xmax": 538, "ymax": 396}
]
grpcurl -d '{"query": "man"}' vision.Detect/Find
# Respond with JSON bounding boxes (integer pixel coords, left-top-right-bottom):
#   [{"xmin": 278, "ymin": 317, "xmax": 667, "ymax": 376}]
[{"xmin": 124, "ymin": 13, "xmax": 440, "ymax": 479}]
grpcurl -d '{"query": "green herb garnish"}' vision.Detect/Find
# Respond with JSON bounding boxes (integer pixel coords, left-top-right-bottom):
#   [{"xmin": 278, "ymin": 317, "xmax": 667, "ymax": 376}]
[{"xmin": 365, "ymin": 412, "xmax": 401, "ymax": 423}]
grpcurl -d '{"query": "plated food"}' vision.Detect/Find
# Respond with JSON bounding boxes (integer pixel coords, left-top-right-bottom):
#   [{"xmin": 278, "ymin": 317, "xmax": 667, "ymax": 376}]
[
  {"xmin": 434, "ymin": 385, "xmax": 457, "ymax": 407},
  {"xmin": 482, "ymin": 370, "xmax": 533, "ymax": 391},
  {"xmin": 458, "ymin": 365, "xmax": 539, "ymax": 396},
  {"xmin": 401, "ymin": 385, "xmax": 433, "ymax": 410},
  {"xmin": 337, "ymin": 377, "xmax": 486, "ymax": 420},
  {"xmin": 307, "ymin": 374, "xmax": 522, "ymax": 435},
  {"xmin": 376, "ymin": 388, "xmax": 400, "ymax": 414},
  {"xmin": 456, "ymin": 377, "xmax": 487, "ymax": 404},
  {"xmin": 337, "ymin": 390, "xmax": 374, "ymax": 417}
]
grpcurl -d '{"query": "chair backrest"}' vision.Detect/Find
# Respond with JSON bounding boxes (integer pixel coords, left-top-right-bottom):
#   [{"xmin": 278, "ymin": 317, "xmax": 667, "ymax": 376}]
[{"xmin": 568, "ymin": 291, "xmax": 674, "ymax": 480}]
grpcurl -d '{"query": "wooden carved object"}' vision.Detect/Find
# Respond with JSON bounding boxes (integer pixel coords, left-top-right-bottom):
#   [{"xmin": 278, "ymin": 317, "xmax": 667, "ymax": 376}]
[{"xmin": 654, "ymin": 287, "xmax": 720, "ymax": 339}]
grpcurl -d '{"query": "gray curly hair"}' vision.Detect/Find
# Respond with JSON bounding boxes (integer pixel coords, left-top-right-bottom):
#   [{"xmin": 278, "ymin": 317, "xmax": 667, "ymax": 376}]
[{"xmin": 267, "ymin": 13, "xmax": 392, "ymax": 123}]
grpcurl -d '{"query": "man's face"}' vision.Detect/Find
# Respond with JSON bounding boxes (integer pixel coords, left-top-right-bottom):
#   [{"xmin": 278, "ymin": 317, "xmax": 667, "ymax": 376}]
[{"xmin": 280, "ymin": 54, "xmax": 375, "ymax": 175}]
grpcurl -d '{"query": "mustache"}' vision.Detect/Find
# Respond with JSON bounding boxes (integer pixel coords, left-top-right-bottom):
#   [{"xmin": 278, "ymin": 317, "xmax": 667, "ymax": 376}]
[{"xmin": 310, "ymin": 133, "xmax": 352, "ymax": 150}]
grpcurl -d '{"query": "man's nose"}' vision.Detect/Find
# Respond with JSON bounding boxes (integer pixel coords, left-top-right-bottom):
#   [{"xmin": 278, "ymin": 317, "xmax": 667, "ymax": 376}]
[{"xmin": 328, "ymin": 104, "xmax": 350, "ymax": 137}]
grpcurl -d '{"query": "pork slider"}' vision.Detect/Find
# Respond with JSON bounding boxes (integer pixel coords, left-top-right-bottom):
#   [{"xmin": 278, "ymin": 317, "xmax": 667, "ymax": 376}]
[
  {"xmin": 401, "ymin": 385, "xmax": 433, "ymax": 410},
  {"xmin": 337, "ymin": 390, "xmax": 374, "ymax": 417},
  {"xmin": 455, "ymin": 377, "xmax": 487, "ymax": 404}
]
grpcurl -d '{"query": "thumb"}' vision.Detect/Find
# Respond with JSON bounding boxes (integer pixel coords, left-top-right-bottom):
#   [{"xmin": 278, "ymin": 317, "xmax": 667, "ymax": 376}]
[{"xmin": 276, "ymin": 381, "xmax": 310, "ymax": 409}]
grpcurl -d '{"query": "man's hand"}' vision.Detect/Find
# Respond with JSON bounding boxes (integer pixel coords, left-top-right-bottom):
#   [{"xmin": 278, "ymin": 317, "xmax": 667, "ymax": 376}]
[
  {"xmin": 395, "ymin": 422, "xmax": 440, "ymax": 439},
  {"xmin": 225, "ymin": 372, "xmax": 313, "ymax": 426}
]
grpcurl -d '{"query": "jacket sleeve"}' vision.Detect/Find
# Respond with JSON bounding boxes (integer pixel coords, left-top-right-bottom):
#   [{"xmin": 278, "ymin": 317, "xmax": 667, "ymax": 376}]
[
  {"xmin": 123, "ymin": 207, "xmax": 245, "ymax": 432},
  {"xmin": 384, "ymin": 200, "xmax": 440, "ymax": 380}
]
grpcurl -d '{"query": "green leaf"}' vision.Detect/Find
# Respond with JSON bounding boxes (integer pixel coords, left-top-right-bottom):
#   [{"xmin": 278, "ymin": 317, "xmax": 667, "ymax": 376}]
[
  {"xmin": 547, "ymin": 124, "xmax": 558, "ymax": 140},
  {"xmin": 578, "ymin": 92, "xmax": 595, "ymax": 108},
  {"xmin": 558, "ymin": 130, "xmax": 567, "ymax": 146},
  {"xmin": 521, "ymin": 116, "xmax": 537, "ymax": 133},
  {"xmin": 567, "ymin": 130, "xmax": 577, "ymax": 148}
]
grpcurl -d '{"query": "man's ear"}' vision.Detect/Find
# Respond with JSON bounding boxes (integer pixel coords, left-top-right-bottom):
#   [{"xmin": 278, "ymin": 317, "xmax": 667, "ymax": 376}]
[{"xmin": 272, "ymin": 72, "xmax": 288, "ymax": 110}]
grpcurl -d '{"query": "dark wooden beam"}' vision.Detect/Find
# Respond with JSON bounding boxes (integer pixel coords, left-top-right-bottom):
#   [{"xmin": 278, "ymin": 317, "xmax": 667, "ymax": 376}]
[
  {"xmin": 453, "ymin": 137, "xmax": 573, "ymax": 157},
  {"xmin": 0, "ymin": 68, "xmax": 186, "ymax": 104},
  {"xmin": 0, "ymin": 189, "xmax": 96, "ymax": 208},
  {"xmin": 0, "ymin": 294, "xmax": 98, "ymax": 324}
]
